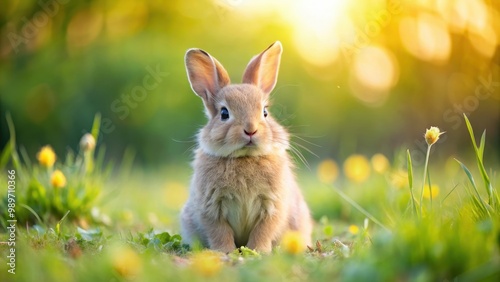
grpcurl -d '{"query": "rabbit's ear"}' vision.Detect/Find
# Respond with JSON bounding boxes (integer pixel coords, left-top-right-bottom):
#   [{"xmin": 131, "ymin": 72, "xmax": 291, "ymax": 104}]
[
  {"xmin": 242, "ymin": 41, "xmax": 282, "ymax": 95},
  {"xmin": 185, "ymin": 49, "xmax": 230, "ymax": 116}
]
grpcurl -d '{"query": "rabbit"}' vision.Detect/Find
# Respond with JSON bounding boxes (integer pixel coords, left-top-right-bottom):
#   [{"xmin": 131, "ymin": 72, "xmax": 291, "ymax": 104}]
[{"xmin": 180, "ymin": 41, "xmax": 313, "ymax": 253}]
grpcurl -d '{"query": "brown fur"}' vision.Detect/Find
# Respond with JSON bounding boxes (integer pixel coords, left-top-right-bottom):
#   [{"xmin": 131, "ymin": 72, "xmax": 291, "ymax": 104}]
[{"xmin": 181, "ymin": 41, "xmax": 312, "ymax": 253}]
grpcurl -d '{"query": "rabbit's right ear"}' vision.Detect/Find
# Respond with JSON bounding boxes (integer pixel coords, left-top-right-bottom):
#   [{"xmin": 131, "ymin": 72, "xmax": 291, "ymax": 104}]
[{"xmin": 185, "ymin": 49, "xmax": 230, "ymax": 117}]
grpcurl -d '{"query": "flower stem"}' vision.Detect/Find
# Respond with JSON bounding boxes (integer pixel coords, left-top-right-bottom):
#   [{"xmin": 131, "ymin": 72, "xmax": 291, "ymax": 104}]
[{"xmin": 420, "ymin": 144, "xmax": 432, "ymax": 216}]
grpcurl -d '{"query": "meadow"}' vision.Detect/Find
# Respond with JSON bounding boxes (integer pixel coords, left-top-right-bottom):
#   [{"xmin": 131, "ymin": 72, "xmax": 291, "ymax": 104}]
[
  {"xmin": 0, "ymin": 113, "xmax": 499, "ymax": 282},
  {"xmin": 1, "ymin": 0, "xmax": 499, "ymax": 281}
]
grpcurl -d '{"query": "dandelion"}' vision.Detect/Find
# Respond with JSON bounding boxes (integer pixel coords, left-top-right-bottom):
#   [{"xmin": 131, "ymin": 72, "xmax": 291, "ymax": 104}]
[
  {"xmin": 79, "ymin": 133, "xmax": 96, "ymax": 152},
  {"xmin": 111, "ymin": 245, "xmax": 142, "ymax": 279},
  {"xmin": 281, "ymin": 230, "xmax": 307, "ymax": 254},
  {"xmin": 51, "ymin": 170, "xmax": 67, "ymax": 188},
  {"xmin": 424, "ymin": 126, "xmax": 445, "ymax": 146},
  {"xmin": 344, "ymin": 155, "xmax": 371, "ymax": 183},
  {"xmin": 37, "ymin": 145, "xmax": 56, "ymax": 168},
  {"xmin": 423, "ymin": 184, "xmax": 440, "ymax": 199},
  {"xmin": 348, "ymin": 225, "xmax": 359, "ymax": 235},
  {"xmin": 420, "ymin": 126, "xmax": 445, "ymax": 214},
  {"xmin": 371, "ymin": 154, "xmax": 390, "ymax": 174},
  {"xmin": 317, "ymin": 159, "xmax": 339, "ymax": 183},
  {"xmin": 191, "ymin": 251, "xmax": 222, "ymax": 277}
]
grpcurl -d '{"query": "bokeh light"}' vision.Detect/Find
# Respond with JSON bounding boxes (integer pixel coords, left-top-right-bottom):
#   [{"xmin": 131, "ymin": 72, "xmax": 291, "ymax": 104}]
[
  {"xmin": 317, "ymin": 159, "xmax": 340, "ymax": 184},
  {"xmin": 343, "ymin": 155, "xmax": 371, "ymax": 183},
  {"xmin": 423, "ymin": 184, "xmax": 440, "ymax": 199},
  {"xmin": 191, "ymin": 251, "xmax": 223, "ymax": 277},
  {"xmin": 390, "ymin": 169, "xmax": 408, "ymax": 189},
  {"xmin": 286, "ymin": 0, "xmax": 348, "ymax": 66},
  {"xmin": 399, "ymin": 13, "xmax": 451, "ymax": 63},
  {"xmin": 371, "ymin": 154, "xmax": 390, "ymax": 174},
  {"xmin": 350, "ymin": 46, "xmax": 399, "ymax": 105},
  {"xmin": 66, "ymin": 7, "xmax": 103, "ymax": 53},
  {"xmin": 0, "ymin": 0, "xmax": 498, "ymax": 167}
]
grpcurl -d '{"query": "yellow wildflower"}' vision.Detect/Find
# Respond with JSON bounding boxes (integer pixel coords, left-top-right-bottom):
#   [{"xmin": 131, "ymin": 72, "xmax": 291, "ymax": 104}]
[
  {"xmin": 424, "ymin": 126, "xmax": 445, "ymax": 146},
  {"xmin": 348, "ymin": 225, "xmax": 359, "ymax": 235},
  {"xmin": 317, "ymin": 159, "xmax": 339, "ymax": 183},
  {"xmin": 37, "ymin": 145, "xmax": 56, "ymax": 168},
  {"xmin": 50, "ymin": 170, "xmax": 67, "ymax": 188},
  {"xmin": 343, "ymin": 155, "xmax": 371, "ymax": 183},
  {"xmin": 111, "ymin": 245, "xmax": 142, "ymax": 279},
  {"xmin": 281, "ymin": 230, "xmax": 307, "ymax": 254},
  {"xmin": 423, "ymin": 184, "xmax": 440, "ymax": 199},
  {"xmin": 371, "ymin": 154, "xmax": 390, "ymax": 174},
  {"xmin": 191, "ymin": 251, "xmax": 222, "ymax": 277},
  {"xmin": 79, "ymin": 133, "xmax": 96, "ymax": 152}
]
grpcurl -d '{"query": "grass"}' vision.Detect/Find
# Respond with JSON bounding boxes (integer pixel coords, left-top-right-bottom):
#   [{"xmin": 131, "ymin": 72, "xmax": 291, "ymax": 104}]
[{"xmin": 1, "ymin": 114, "xmax": 499, "ymax": 282}]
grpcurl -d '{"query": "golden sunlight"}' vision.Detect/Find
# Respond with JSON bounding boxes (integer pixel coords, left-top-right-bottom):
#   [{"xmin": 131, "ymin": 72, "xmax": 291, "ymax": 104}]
[
  {"xmin": 399, "ymin": 13, "xmax": 451, "ymax": 63},
  {"xmin": 285, "ymin": 0, "xmax": 348, "ymax": 66}
]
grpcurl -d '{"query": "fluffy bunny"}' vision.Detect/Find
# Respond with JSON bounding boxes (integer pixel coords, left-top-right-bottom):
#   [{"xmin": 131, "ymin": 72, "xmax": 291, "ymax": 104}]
[{"xmin": 180, "ymin": 41, "xmax": 312, "ymax": 253}]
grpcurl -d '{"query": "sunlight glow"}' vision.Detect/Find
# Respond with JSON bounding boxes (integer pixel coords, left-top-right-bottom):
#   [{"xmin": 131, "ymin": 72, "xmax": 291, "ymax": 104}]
[
  {"xmin": 282, "ymin": 0, "xmax": 349, "ymax": 66},
  {"xmin": 350, "ymin": 46, "xmax": 398, "ymax": 106},
  {"xmin": 353, "ymin": 46, "xmax": 397, "ymax": 91},
  {"xmin": 399, "ymin": 14, "xmax": 451, "ymax": 63}
]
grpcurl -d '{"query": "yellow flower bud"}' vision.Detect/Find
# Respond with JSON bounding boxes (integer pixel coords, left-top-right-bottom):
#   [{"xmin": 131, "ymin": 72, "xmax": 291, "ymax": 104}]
[
  {"xmin": 348, "ymin": 225, "xmax": 360, "ymax": 235},
  {"xmin": 191, "ymin": 251, "xmax": 222, "ymax": 277},
  {"xmin": 281, "ymin": 231, "xmax": 306, "ymax": 254},
  {"xmin": 80, "ymin": 133, "xmax": 96, "ymax": 152},
  {"xmin": 423, "ymin": 184, "xmax": 440, "ymax": 199},
  {"xmin": 37, "ymin": 145, "xmax": 56, "ymax": 168},
  {"xmin": 51, "ymin": 170, "xmax": 67, "ymax": 188},
  {"xmin": 111, "ymin": 245, "xmax": 142, "ymax": 279},
  {"xmin": 424, "ymin": 126, "xmax": 445, "ymax": 146}
]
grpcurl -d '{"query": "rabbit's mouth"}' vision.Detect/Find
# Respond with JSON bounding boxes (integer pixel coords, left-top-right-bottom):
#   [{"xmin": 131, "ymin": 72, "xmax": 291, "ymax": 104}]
[{"xmin": 245, "ymin": 140, "xmax": 256, "ymax": 147}]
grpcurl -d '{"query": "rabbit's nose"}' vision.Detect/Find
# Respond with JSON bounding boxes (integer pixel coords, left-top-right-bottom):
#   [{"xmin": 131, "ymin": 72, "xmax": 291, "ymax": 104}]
[{"xmin": 244, "ymin": 129, "xmax": 258, "ymax": 137}]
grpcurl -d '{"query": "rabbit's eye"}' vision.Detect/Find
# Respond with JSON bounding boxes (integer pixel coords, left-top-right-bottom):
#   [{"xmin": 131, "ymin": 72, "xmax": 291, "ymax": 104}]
[
  {"xmin": 220, "ymin": 107, "xmax": 229, "ymax": 120},
  {"xmin": 263, "ymin": 106, "xmax": 268, "ymax": 118}
]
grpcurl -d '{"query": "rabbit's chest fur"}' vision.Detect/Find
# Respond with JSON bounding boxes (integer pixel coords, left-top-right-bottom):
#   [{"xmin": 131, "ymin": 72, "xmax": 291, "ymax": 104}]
[{"xmin": 193, "ymin": 150, "xmax": 289, "ymax": 245}]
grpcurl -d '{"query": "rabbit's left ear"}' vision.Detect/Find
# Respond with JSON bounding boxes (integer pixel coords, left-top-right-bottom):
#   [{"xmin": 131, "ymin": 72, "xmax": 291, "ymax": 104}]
[{"xmin": 242, "ymin": 41, "xmax": 282, "ymax": 95}]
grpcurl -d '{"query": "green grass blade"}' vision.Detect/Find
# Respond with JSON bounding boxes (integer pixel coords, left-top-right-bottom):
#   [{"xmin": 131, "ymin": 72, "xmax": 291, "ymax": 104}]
[
  {"xmin": 478, "ymin": 130, "xmax": 486, "ymax": 161},
  {"xmin": 455, "ymin": 159, "xmax": 490, "ymax": 216},
  {"xmin": 441, "ymin": 184, "xmax": 458, "ymax": 204},
  {"xmin": 19, "ymin": 146, "xmax": 32, "ymax": 171},
  {"xmin": 406, "ymin": 149, "xmax": 418, "ymax": 216},
  {"xmin": 6, "ymin": 113, "xmax": 21, "ymax": 170},
  {"xmin": 0, "ymin": 140, "xmax": 12, "ymax": 169},
  {"xmin": 406, "ymin": 149, "xmax": 413, "ymax": 188},
  {"xmin": 90, "ymin": 113, "xmax": 102, "ymax": 142},
  {"xmin": 331, "ymin": 185, "xmax": 390, "ymax": 232},
  {"xmin": 20, "ymin": 204, "xmax": 44, "ymax": 225},
  {"xmin": 463, "ymin": 114, "xmax": 493, "ymax": 205},
  {"xmin": 463, "ymin": 114, "xmax": 479, "ymax": 155}
]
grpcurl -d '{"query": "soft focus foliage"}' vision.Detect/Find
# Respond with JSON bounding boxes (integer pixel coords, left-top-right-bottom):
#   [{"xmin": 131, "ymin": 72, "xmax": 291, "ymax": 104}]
[{"xmin": 0, "ymin": 0, "xmax": 498, "ymax": 165}]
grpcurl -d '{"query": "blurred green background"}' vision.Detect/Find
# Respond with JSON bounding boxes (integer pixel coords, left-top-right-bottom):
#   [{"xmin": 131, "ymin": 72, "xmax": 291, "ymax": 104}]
[{"xmin": 1, "ymin": 0, "xmax": 499, "ymax": 166}]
